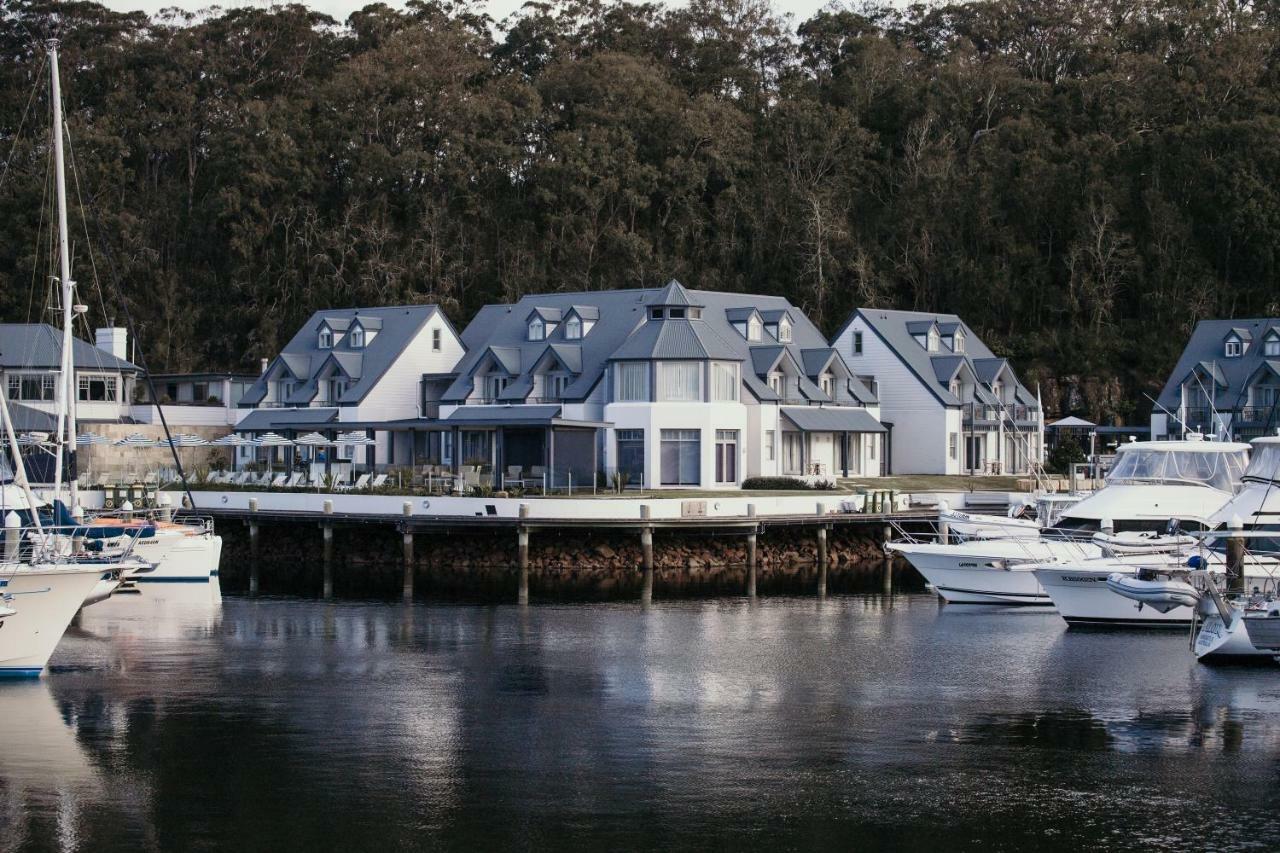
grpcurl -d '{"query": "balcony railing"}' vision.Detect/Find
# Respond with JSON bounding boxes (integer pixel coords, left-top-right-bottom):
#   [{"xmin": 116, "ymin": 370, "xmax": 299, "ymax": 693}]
[
  {"xmin": 961, "ymin": 403, "xmax": 1041, "ymax": 426},
  {"xmin": 1238, "ymin": 406, "xmax": 1277, "ymax": 425}
]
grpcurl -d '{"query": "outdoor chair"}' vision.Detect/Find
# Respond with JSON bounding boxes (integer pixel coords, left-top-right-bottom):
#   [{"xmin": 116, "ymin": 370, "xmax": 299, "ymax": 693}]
[
  {"xmin": 368, "ymin": 474, "xmax": 388, "ymax": 490},
  {"xmin": 348, "ymin": 473, "xmax": 371, "ymax": 492},
  {"xmin": 269, "ymin": 473, "xmax": 287, "ymax": 488},
  {"xmin": 284, "ymin": 472, "xmax": 303, "ymax": 488}
]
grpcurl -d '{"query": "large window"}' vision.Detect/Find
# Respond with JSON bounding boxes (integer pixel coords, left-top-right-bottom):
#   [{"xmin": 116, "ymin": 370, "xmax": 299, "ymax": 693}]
[
  {"xmin": 659, "ymin": 362, "xmax": 702, "ymax": 401},
  {"xmin": 660, "ymin": 429, "xmax": 700, "ymax": 485},
  {"xmin": 461, "ymin": 431, "xmax": 491, "ymax": 465},
  {"xmin": 7, "ymin": 374, "xmax": 55, "ymax": 402},
  {"xmin": 484, "ymin": 375, "xmax": 509, "ymax": 400},
  {"xmin": 711, "ymin": 362, "xmax": 738, "ymax": 401},
  {"xmin": 616, "ymin": 429, "xmax": 644, "ymax": 485},
  {"xmin": 715, "ymin": 429, "xmax": 738, "ymax": 483},
  {"xmin": 1225, "ymin": 339, "xmax": 1242, "ymax": 357},
  {"xmin": 615, "ymin": 362, "xmax": 649, "ymax": 402},
  {"xmin": 78, "ymin": 374, "xmax": 118, "ymax": 402}
]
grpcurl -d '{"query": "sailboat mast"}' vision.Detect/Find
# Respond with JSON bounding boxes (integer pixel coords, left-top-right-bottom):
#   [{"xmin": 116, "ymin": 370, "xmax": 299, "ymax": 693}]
[{"xmin": 48, "ymin": 40, "xmax": 78, "ymax": 511}]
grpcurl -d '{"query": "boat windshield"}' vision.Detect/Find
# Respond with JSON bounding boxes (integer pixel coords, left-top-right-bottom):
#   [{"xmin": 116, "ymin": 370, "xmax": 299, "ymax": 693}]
[
  {"xmin": 1242, "ymin": 443, "xmax": 1280, "ymax": 486},
  {"xmin": 1106, "ymin": 447, "xmax": 1247, "ymax": 492}
]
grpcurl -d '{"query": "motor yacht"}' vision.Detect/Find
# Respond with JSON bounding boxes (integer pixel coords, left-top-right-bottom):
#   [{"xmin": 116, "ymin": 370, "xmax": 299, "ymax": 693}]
[{"xmin": 889, "ymin": 438, "xmax": 1250, "ymax": 605}]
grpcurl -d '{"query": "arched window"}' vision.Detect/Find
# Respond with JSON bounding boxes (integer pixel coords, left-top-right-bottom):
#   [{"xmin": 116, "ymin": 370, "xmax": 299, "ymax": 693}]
[
  {"xmin": 349, "ymin": 327, "xmax": 365, "ymax": 349},
  {"xmin": 528, "ymin": 319, "xmax": 545, "ymax": 341},
  {"xmin": 565, "ymin": 317, "xmax": 582, "ymax": 340},
  {"xmin": 318, "ymin": 329, "xmax": 333, "ymax": 349},
  {"xmin": 778, "ymin": 317, "xmax": 792, "ymax": 343},
  {"xmin": 747, "ymin": 316, "xmax": 762, "ymax": 342}
]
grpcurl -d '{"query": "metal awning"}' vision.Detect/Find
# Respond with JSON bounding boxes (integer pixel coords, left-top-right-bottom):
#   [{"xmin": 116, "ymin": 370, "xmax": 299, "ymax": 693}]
[
  {"xmin": 781, "ymin": 406, "xmax": 885, "ymax": 433},
  {"xmin": 234, "ymin": 407, "xmax": 338, "ymax": 432}
]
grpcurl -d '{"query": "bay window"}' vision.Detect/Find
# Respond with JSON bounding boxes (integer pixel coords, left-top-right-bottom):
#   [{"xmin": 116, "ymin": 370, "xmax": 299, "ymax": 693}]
[
  {"xmin": 660, "ymin": 429, "xmax": 700, "ymax": 485},
  {"xmin": 615, "ymin": 362, "xmax": 649, "ymax": 402},
  {"xmin": 659, "ymin": 362, "xmax": 702, "ymax": 402},
  {"xmin": 711, "ymin": 362, "xmax": 738, "ymax": 401}
]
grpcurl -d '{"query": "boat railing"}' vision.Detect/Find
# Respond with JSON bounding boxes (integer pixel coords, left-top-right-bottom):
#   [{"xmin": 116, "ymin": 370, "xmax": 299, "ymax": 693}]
[
  {"xmin": 885, "ymin": 516, "xmax": 1103, "ymax": 562},
  {"xmin": 4, "ymin": 522, "xmax": 146, "ymax": 566}
]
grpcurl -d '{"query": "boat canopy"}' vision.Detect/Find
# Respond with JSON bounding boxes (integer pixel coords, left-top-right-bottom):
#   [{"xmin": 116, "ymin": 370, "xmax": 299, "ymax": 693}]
[
  {"xmin": 1242, "ymin": 438, "xmax": 1280, "ymax": 486},
  {"xmin": 1106, "ymin": 444, "xmax": 1249, "ymax": 492}
]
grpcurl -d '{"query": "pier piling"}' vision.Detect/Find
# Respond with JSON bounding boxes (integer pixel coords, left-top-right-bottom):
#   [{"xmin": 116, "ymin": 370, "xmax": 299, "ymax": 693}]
[
  {"xmin": 746, "ymin": 504, "xmax": 757, "ymax": 598},
  {"xmin": 640, "ymin": 504, "xmax": 654, "ymax": 605},
  {"xmin": 322, "ymin": 499, "xmax": 334, "ymax": 599},
  {"xmin": 401, "ymin": 502, "xmax": 414, "ymax": 602},
  {"xmin": 518, "ymin": 503, "xmax": 530, "ymax": 605},
  {"xmin": 1227, "ymin": 515, "xmax": 1246, "ymax": 594},
  {"xmin": 816, "ymin": 503, "xmax": 828, "ymax": 597},
  {"xmin": 248, "ymin": 498, "xmax": 260, "ymax": 595}
]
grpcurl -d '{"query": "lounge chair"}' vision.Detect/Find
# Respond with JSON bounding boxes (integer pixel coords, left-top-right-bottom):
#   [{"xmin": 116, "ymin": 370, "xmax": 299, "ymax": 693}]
[
  {"xmin": 347, "ymin": 473, "xmax": 371, "ymax": 492},
  {"xmin": 284, "ymin": 472, "xmax": 303, "ymax": 488},
  {"xmin": 368, "ymin": 474, "xmax": 387, "ymax": 490},
  {"xmin": 269, "ymin": 473, "xmax": 287, "ymax": 488}
]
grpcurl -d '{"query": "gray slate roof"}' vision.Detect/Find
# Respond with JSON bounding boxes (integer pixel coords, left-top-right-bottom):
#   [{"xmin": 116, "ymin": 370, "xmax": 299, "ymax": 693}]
[
  {"xmin": 1155, "ymin": 318, "xmax": 1280, "ymax": 410},
  {"xmin": 235, "ymin": 407, "xmax": 339, "ymax": 431},
  {"xmin": 10, "ymin": 402, "xmax": 57, "ymax": 432},
  {"xmin": 240, "ymin": 305, "xmax": 442, "ymax": 407},
  {"xmin": 445, "ymin": 281, "xmax": 877, "ymax": 406},
  {"xmin": 0, "ymin": 324, "xmax": 139, "ymax": 373},
  {"xmin": 782, "ymin": 406, "xmax": 885, "ymax": 433},
  {"xmin": 838, "ymin": 309, "xmax": 1034, "ymax": 408}
]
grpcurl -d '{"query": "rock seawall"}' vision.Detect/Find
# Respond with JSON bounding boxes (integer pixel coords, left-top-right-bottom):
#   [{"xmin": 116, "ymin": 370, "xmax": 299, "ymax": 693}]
[{"xmin": 218, "ymin": 522, "xmax": 918, "ymax": 600}]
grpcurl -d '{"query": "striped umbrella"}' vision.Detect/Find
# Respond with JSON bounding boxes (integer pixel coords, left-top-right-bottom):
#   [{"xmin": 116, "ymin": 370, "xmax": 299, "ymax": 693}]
[
  {"xmin": 294, "ymin": 431, "xmax": 337, "ymax": 447},
  {"xmin": 17, "ymin": 432, "xmax": 51, "ymax": 445},
  {"xmin": 336, "ymin": 431, "xmax": 377, "ymax": 446},
  {"xmin": 114, "ymin": 433, "xmax": 158, "ymax": 447},
  {"xmin": 164, "ymin": 433, "xmax": 209, "ymax": 448},
  {"xmin": 76, "ymin": 432, "xmax": 110, "ymax": 446},
  {"xmin": 255, "ymin": 432, "xmax": 294, "ymax": 447}
]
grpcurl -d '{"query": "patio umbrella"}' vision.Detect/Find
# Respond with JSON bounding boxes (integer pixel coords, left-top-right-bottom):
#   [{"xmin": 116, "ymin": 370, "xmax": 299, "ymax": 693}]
[
  {"xmin": 75, "ymin": 432, "xmax": 110, "ymax": 446},
  {"xmin": 336, "ymin": 431, "xmax": 377, "ymax": 446},
  {"xmin": 255, "ymin": 432, "xmax": 294, "ymax": 472},
  {"xmin": 114, "ymin": 433, "xmax": 159, "ymax": 482},
  {"xmin": 163, "ymin": 434, "xmax": 210, "ymax": 482},
  {"xmin": 17, "ymin": 432, "xmax": 51, "ymax": 445}
]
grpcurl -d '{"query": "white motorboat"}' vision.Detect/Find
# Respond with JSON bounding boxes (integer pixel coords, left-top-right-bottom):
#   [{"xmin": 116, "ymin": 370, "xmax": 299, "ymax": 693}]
[
  {"xmin": 84, "ymin": 513, "xmax": 222, "ymax": 584},
  {"xmin": 0, "ymin": 563, "xmax": 115, "ymax": 676},
  {"xmin": 891, "ymin": 438, "xmax": 1251, "ymax": 606}
]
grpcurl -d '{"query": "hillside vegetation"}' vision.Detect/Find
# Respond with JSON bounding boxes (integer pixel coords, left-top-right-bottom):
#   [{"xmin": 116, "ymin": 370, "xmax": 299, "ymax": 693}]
[{"xmin": 2, "ymin": 0, "xmax": 1278, "ymax": 421}]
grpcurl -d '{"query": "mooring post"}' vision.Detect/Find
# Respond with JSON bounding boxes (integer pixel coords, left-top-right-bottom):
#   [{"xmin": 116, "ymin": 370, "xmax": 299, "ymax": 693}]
[
  {"xmin": 518, "ymin": 503, "xmax": 530, "ymax": 605},
  {"xmin": 1227, "ymin": 515, "xmax": 1246, "ymax": 594},
  {"xmin": 882, "ymin": 520, "xmax": 895, "ymax": 594},
  {"xmin": 248, "ymin": 497, "xmax": 260, "ymax": 595},
  {"xmin": 401, "ymin": 501, "xmax": 414, "ymax": 602},
  {"xmin": 816, "ymin": 502, "xmax": 828, "ymax": 597},
  {"xmin": 746, "ymin": 504, "xmax": 758, "ymax": 598},
  {"xmin": 640, "ymin": 504, "xmax": 654, "ymax": 605},
  {"xmin": 322, "ymin": 499, "xmax": 334, "ymax": 599}
]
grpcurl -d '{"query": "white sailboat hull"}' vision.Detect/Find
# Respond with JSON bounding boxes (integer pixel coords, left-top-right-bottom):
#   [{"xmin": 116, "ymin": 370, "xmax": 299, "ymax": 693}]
[
  {"xmin": 108, "ymin": 531, "xmax": 222, "ymax": 583},
  {"xmin": 0, "ymin": 564, "xmax": 109, "ymax": 676}
]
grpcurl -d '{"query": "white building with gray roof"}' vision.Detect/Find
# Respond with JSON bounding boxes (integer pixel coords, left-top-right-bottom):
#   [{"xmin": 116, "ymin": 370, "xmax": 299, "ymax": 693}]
[
  {"xmin": 831, "ymin": 308, "xmax": 1043, "ymax": 475},
  {"xmin": 0, "ymin": 323, "xmax": 141, "ymax": 429},
  {"xmin": 1150, "ymin": 318, "xmax": 1280, "ymax": 441},
  {"xmin": 428, "ymin": 280, "xmax": 883, "ymax": 489}
]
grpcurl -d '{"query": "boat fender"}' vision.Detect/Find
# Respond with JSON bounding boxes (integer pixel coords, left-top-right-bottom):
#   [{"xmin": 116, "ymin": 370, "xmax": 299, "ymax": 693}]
[{"xmin": 1187, "ymin": 555, "xmax": 1205, "ymax": 570}]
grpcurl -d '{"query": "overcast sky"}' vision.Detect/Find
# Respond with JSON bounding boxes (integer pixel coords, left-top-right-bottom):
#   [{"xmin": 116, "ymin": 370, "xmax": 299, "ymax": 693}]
[{"xmin": 97, "ymin": 0, "xmax": 842, "ymax": 28}]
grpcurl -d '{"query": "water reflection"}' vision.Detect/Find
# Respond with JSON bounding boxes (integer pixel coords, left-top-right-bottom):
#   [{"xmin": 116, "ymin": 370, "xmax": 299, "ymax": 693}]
[{"xmin": 2, "ymin": 592, "xmax": 1279, "ymax": 849}]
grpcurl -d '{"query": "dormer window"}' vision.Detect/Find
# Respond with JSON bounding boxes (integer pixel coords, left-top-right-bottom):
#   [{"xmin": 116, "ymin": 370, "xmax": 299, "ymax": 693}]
[
  {"xmin": 1225, "ymin": 338, "xmax": 1242, "ymax": 358},
  {"xmin": 1266, "ymin": 335, "xmax": 1280, "ymax": 357},
  {"xmin": 820, "ymin": 373, "xmax": 834, "ymax": 397},
  {"xmin": 650, "ymin": 308, "xmax": 665, "ymax": 320},
  {"xmin": 317, "ymin": 328, "xmax": 333, "ymax": 349},
  {"xmin": 954, "ymin": 330, "xmax": 965, "ymax": 353},
  {"xmin": 949, "ymin": 380, "xmax": 960, "ymax": 397},
  {"xmin": 927, "ymin": 329, "xmax": 940, "ymax": 352},
  {"xmin": 669, "ymin": 308, "xmax": 687, "ymax": 319},
  {"xmin": 565, "ymin": 317, "xmax": 582, "ymax": 340},
  {"xmin": 528, "ymin": 319, "xmax": 545, "ymax": 341},
  {"xmin": 778, "ymin": 317, "xmax": 793, "ymax": 343},
  {"xmin": 350, "ymin": 327, "xmax": 365, "ymax": 349},
  {"xmin": 747, "ymin": 316, "xmax": 762, "ymax": 342},
  {"xmin": 688, "ymin": 308, "xmax": 702, "ymax": 320},
  {"xmin": 768, "ymin": 372, "xmax": 783, "ymax": 395}
]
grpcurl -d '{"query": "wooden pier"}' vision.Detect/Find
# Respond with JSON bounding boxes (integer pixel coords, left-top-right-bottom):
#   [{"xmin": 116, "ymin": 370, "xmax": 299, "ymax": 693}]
[{"xmin": 192, "ymin": 497, "xmax": 932, "ymax": 603}]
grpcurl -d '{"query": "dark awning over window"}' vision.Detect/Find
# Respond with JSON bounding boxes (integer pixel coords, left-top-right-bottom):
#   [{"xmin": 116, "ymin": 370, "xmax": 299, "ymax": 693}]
[{"xmin": 781, "ymin": 406, "xmax": 885, "ymax": 433}]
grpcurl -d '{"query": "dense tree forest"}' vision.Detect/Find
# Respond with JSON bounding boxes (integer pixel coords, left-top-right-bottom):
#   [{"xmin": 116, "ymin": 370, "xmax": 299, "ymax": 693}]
[{"xmin": 1, "ymin": 0, "xmax": 1278, "ymax": 421}]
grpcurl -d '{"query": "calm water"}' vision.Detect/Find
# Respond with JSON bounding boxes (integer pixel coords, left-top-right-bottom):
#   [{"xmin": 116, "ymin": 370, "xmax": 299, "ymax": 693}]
[{"xmin": 3, "ymin": 585, "xmax": 1280, "ymax": 851}]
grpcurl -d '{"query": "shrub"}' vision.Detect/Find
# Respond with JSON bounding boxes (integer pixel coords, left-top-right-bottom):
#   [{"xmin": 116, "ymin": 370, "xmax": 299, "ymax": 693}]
[{"xmin": 741, "ymin": 475, "xmax": 838, "ymax": 491}]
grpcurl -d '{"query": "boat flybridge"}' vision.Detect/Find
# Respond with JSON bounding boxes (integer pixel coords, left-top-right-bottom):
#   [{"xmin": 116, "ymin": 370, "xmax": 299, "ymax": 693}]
[
  {"xmin": 1037, "ymin": 437, "xmax": 1280, "ymax": 628},
  {"xmin": 888, "ymin": 437, "xmax": 1251, "ymax": 606}
]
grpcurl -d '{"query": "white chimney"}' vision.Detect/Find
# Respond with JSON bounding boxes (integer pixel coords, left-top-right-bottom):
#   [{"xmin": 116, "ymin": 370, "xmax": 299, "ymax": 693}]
[
  {"xmin": 260, "ymin": 358, "xmax": 269, "ymax": 375},
  {"xmin": 95, "ymin": 327, "xmax": 128, "ymax": 360}
]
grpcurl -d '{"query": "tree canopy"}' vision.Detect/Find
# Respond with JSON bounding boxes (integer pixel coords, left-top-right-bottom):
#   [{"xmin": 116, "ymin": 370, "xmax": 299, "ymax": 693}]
[{"xmin": 2, "ymin": 0, "xmax": 1278, "ymax": 422}]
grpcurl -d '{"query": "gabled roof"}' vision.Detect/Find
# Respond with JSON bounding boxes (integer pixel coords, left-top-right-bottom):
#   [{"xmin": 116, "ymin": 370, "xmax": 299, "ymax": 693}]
[
  {"xmin": 481, "ymin": 346, "xmax": 522, "ymax": 375},
  {"xmin": 971, "ymin": 357, "xmax": 1010, "ymax": 385},
  {"xmin": 238, "ymin": 305, "xmax": 443, "ymax": 407},
  {"xmin": 235, "ymin": 407, "xmax": 339, "ymax": 431},
  {"xmin": 1228, "ymin": 326, "xmax": 1253, "ymax": 341},
  {"xmin": 542, "ymin": 344, "xmax": 582, "ymax": 374},
  {"xmin": 930, "ymin": 355, "xmax": 966, "ymax": 385},
  {"xmin": 782, "ymin": 406, "xmax": 885, "ymax": 433},
  {"xmin": 1244, "ymin": 360, "xmax": 1280, "ymax": 384},
  {"xmin": 725, "ymin": 307, "xmax": 761, "ymax": 324},
  {"xmin": 446, "ymin": 282, "xmax": 878, "ymax": 406},
  {"xmin": 1155, "ymin": 318, "xmax": 1280, "ymax": 410},
  {"xmin": 837, "ymin": 308, "xmax": 1031, "ymax": 408},
  {"xmin": 1048, "ymin": 415, "xmax": 1096, "ymax": 428},
  {"xmin": 10, "ymin": 401, "xmax": 57, "ymax": 432},
  {"xmin": 0, "ymin": 324, "xmax": 139, "ymax": 373},
  {"xmin": 566, "ymin": 305, "xmax": 599, "ymax": 321},
  {"xmin": 526, "ymin": 307, "xmax": 563, "ymax": 323},
  {"xmin": 759, "ymin": 309, "xmax": 792, "ymax": 324},
  {"xmin": 937, "ymin": 321, "xmax": 962, "ymax": 335},
  {"xmin": 800, "ymin": 348, "xmax": 841, "ymax": 379}
]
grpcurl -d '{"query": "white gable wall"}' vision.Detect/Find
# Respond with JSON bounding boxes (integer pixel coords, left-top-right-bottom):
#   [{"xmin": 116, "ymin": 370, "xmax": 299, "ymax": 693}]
[{"xmin": 833, "ymin": 312, "xmax": 952, "ymax": 474}]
